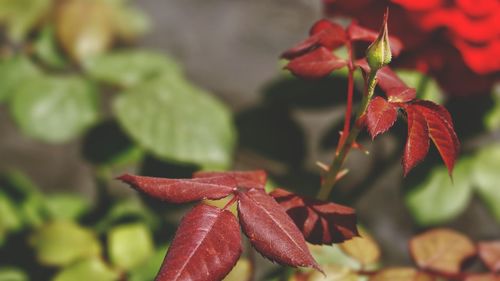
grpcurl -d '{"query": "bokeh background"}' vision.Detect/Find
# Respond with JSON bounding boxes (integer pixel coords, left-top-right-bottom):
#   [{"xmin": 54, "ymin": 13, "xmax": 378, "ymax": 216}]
[{"xmin": 0, "ymin": 0, "xmax": 499, "ymax": 280}]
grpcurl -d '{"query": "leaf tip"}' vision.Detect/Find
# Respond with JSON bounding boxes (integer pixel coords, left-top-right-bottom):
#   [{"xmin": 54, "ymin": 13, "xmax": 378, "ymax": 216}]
[{"xmin": 116, "ymin": 173, "xmax": 134, "ymax": 183}]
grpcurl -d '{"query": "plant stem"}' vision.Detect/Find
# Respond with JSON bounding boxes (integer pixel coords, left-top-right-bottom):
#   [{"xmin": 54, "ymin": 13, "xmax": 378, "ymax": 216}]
[
  {"xmin": 317, "ymin": 70, "xmax": 378, "ymax": 201},
  {"xmin": 338, "ymin": 43, "xmax": 355, "ymax": 152}
]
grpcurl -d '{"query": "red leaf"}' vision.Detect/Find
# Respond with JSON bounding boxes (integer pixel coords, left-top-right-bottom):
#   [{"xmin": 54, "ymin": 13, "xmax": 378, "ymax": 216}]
[
  {"xmin": 402, "ymin": 105, "xmax": 430, "ymax": 176},
  {"xmin": 414, "ymin": 100, "xmax": 460, "ymax": 153},
  {"xmin": 117, "ymin": 174, "xmax": 236, "ymax": 203},
  {"xmin": 281, "ymin": 35, "xmax": 321, "ymax": 60},
  {"xmin": 347, "ymin": 22, "xmax": 403, "ymax": 56},
  {"xmin": 285, "ymin": 47, "xmax": 347, "ymax": 79},
  {"xmin": 156, "ymin": 204, "xmax": 242, "ymax": 281},
  {"xmin": 282, "ymin": 19, "xmax": 346, "ymax": 59},
  {"xmin": 237, "ymin": 189, "xmax": 321, "ymax": 271},
  {"xmin": 193, "ymin": 170, "xmax": 267, "ymax": 190},
  {"xmin": 386, "ymin": 87, "xmax": 417, "ymax": 103},
  {"xmin": 478, "ymin": 241, "xmax": 500, "ymax": 273},
  {"xmin": 356, "ymin": 60, "xmax": 416, "ymax": 103},
  {"xmin": 270, "ymin": 188, "xmax": 358, "ymax": 245},
  {"xmin": 412, "ymin": 101, "xmax": 460, "ymax": 175},
  {"xmin": 308, "ymin": 19, "xmax": 347, "ymax": 50},
  {"xmin": 366, "ymin": 96, "xmax": 398, "ymax": 139}
]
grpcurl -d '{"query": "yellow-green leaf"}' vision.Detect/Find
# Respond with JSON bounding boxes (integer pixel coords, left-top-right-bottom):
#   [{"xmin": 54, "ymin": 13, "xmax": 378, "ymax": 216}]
[
  {"xmin": 31, "ymin": 221, "xmax": 102, "ymax": 266},
  {"xmin": 108, "ymin": 223, "xmax": 154, "ymax": 270}
]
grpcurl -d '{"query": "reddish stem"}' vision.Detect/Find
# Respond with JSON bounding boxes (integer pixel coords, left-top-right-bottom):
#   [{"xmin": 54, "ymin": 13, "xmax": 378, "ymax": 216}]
[{"xmin": 337, "ymin": 42, "xmax": 355, "ymax": 154}]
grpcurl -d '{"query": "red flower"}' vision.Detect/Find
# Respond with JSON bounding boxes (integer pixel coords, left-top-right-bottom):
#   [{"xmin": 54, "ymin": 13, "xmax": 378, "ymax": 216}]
[{"xmin": 324, "ymin": 0, "xmax": 500, "ymax": 96}]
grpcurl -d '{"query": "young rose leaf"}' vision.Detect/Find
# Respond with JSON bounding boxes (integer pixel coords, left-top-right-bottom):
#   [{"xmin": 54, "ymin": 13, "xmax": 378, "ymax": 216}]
[
  {"xmin": 285, "ymin": 47, "xmax": 347, "ymax": 79},
  {"xmin": 281, "ymin": 36, "xmax": 321, "ymax": 60},
  {"xmin": 308, "ymin": 19, "xmax": 347, "ymax": 50},
  {"xmin": 370, "ymin": 267, "xmax": 436, "ymax": 281},
  {"xmin": 410, "ymin": 228, "xmax": 476, "ymax": 275},
  {"xmin": 281, "ymin": 19, "xmax": 346, "ymax": 59},
  {"xmin": 339, "ymin": 228, "xmax": 381, "ymax": 267},
  {"xmin": 386, "ymin": 87, "xmax": 417, "ymax": 103},
  {"xmin": 478, "ymin": 241, "xmax": 500, "ymax": 273},
  {"xmin": 412, "ymin": 101, "xmax": 460, "ymax": 175},
  {"xmin": 237, "ymin": 189, "xmax": 321, "ymax": 271},
  {"xmin": 347, "ymin": 22, "xmax": 403, "ymax": 56},
  {"xmin": 156, "ymin": 204, "xmax": 241, "ymax": 281},
  {"xmin": 193, "ymin": 170, "xmax": 267, "ymax": 190},
  {"xmin": 402, "ymin": 105, "xmax": 430, "ymax": 176},
  {"xmin": 270, "ymin": 188, "xmax": 358, "ymax": 245},
  {"xmin": 117, "ymin": 174, "xmax": 237, "ymax": 203},
  {"xmin": 366, "ymin": 96, "xmax": 398, "ymax": 139},
  {"xmin": 356, "ymin": 60, "xmax": 416, "ymax": 103},
  {"xmin": 414, "ymin": 100, "xmax": 459, "ymax": 152}
]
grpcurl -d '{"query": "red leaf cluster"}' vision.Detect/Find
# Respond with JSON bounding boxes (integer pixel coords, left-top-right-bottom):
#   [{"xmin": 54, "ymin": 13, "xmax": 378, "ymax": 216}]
[
  {"xmin": 270, "ymin": 188, "xmax": 358, "ymax": 245},
  {"xmin": 282, "ymin": 18, "xmax": 402, "ymax": 79},
  {"xmin": 118, "ymin": 170, "xmax": 358, "ymax": 281},
  {"xmin": 323, "ymin": 0, "xmax": 500, "ymax": 96},
  {"xmin": 359, "ymin": 60, "xmax": 459, "ymax": 176}
]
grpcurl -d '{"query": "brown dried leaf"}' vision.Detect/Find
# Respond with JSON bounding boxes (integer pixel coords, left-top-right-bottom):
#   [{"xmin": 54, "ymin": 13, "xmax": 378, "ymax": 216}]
[
  {"xmin": 56, "ymin": 0, "xmax": 114, "ymax": 62},
  {"xmin": 410, "ymin": 228, "xmax": 476, "ymax": 275}
]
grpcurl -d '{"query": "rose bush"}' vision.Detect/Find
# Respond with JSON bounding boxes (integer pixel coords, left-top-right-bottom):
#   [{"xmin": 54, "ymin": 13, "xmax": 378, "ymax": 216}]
[{"xmin": 324, "ymin": 0, "xmax": 500, "ymax": 96}]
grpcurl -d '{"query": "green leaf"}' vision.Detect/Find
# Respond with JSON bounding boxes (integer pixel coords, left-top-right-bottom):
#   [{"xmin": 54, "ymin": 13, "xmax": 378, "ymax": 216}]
[
  {"xmin": 10, "ymin": 75, "xmax": 99, "ymax": 143},
  {"xmin": 405, "ymin": 158, "xmax": 474, "ymax": 226},
  {"xmin": 95, "ymin": 199, "xmax": 159, "ymax": 233},
  {"xmin": 45, "ymin": 194, "xmax": 91, "ymax": 221},
  {"xmin": 0, "ymin": 56, "xmax": 40, "ymax": 103},
  {"xmin": 309, "ymin": 244, "xmax": 361, "ymax": 270},
  {"xmin": 485, "ymin": 85, "xmax": 500, "ymax": 131},
  {"xmin": 396, "ymin": 70, "xmax": 445, "ymax": 104},
  {"xmin": 128, "ymin": 245, "xmax": 168, "ymax": 281},
  {"xmin": 472, "ymin": 144, "xmax": 500, "ymax": 221},
  {"xmin": 18, "ymin": 195, "xmax": 46, "ymax": 228},
  {"xmin": 52, "ymin": 258, "xmax": 119, "ymax": 281},
  {"xmin": 222, "ymin": 258, "xmax": 251, "ymax": 281},
  {"xmin": 30, "ymin": 221, "xmax": 102, "ymax": 266},
  {"xmin": 0, "ymin": 171, "xmax": 47, "ymax": 228},
  {"xmin": 0, "ymin": 267, "xmax": 29, "ymax": 281},
  {"xmin": 0, "ymin": 192, "xmax": 23, "ymax": 245},
  {"xmin": 108, "ymin": 223, "xmax": 154, "ymax": 270},
  {"xmin": 114, "ymin": 75, "xmax": 236, "ymax": 168},
  {"xmin": 111, "ymin": 6, "xmax": 150, "ymax": 41},
  {"xmin": 83, "ymin": 50, "xmax": 182, "ymax": 88},
  {"xmin": 34, "ymin": 25, "xmax": 68, "ymax": 69},
  {"xmin": 0, "ymin": 170, "xmax": 39, "ymax": 201},
  {"xmin": 0, "ymin": 0, "xmax": 51, "ymax": 41}
]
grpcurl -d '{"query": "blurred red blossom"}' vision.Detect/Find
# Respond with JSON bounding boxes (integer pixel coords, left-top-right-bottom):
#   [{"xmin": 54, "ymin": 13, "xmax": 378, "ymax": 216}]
[{"xmin": 324, "ymin": 0, "xmax": 500, "ymax": 97}]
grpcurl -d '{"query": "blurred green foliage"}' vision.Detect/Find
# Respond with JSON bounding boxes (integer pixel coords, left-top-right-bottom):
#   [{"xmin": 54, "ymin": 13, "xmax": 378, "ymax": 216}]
[
  {"xmin": 1, "ymin": 0, "xmax": 499, "ymax": 280},
  {"xmin": 0, "ymin": 0, "xmax": 236, "ymax": 280},
  {"xmin": 0, "ymin": 0, "xmax": 235, "ymax": 168},
  {"xmin": 0, "ymin": 170, "xmax": 170, "ymax": 281}
]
